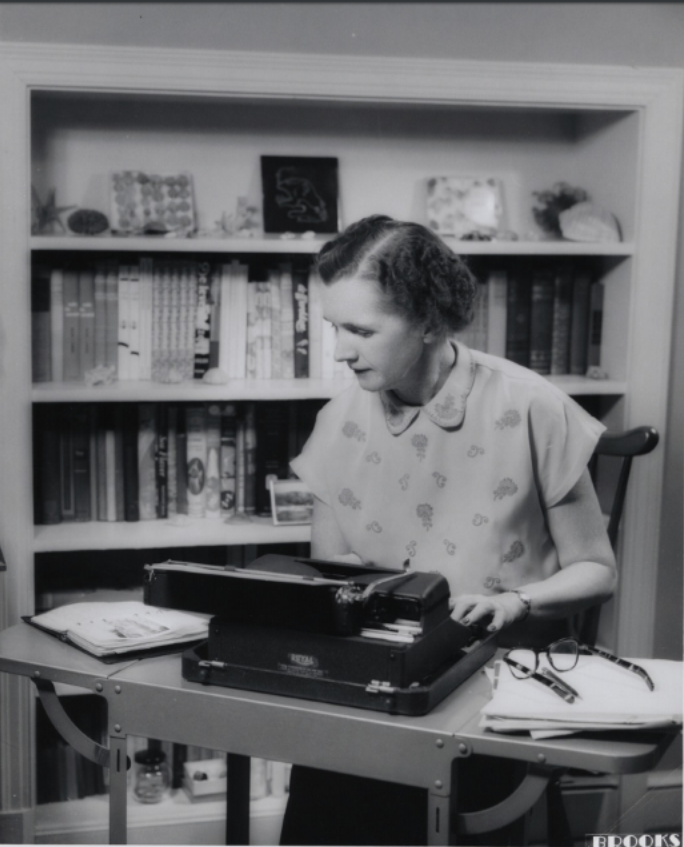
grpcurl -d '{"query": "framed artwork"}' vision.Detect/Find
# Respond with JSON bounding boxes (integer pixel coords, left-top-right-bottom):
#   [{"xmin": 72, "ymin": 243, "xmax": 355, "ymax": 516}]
[
  {"xmin": 261, "ymin": 156, "xmax": 339, "ymax": 234},
  {"xmin": 269, "ymin": 478, "xmax": 314, "ymax": 526},
  {"xmin": 426, "ymin": 176, "xmax": 503, "ymax": 239},
  {"xmin": 110, "ymin": 171, "xmax": 196, "ymax": 236}
]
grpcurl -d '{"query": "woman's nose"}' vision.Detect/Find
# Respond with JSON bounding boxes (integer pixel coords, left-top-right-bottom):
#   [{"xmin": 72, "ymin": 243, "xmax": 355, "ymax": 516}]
[{"xmin": 334, "ymin": 333, "xmax": 356, "ymax": 363}]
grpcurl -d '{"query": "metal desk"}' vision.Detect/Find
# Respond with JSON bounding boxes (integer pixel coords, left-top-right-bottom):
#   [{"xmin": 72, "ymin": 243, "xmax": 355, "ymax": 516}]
[{"xmin": 0, "ymin": 623, "xmax": 676, "ymax": 845}]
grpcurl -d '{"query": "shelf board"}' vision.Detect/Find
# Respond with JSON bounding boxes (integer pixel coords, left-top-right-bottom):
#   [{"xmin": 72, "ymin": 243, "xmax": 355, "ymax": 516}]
[
  {"xmin": 34, "ymin": 514, "xmax": 310, "ymax": 553},
  {"xmin": 31, "ymin": 234, "xmax": 635, "ymax": 257},
  {"xmin": 32, "ymin": 377, "xmax": 354, "ymax": 403},
  {"xmin": 32, "ymin": 375, "xmax": 626, "ymax": 403},
  {"xmin": 35, "ymin": 788, "xmax": 287, "ymax": 838}
]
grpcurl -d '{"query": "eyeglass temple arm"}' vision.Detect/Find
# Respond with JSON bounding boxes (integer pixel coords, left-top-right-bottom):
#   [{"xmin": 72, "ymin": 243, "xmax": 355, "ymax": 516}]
[{"xmin": 582, "ymin": 644, "xmax": 655, "ymax": 691}]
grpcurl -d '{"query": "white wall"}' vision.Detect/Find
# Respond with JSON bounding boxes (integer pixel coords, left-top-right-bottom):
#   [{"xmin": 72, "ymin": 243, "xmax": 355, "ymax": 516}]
[{"xmin": 1, "ymin": 2, "xmax": 681, "ymax": 657}]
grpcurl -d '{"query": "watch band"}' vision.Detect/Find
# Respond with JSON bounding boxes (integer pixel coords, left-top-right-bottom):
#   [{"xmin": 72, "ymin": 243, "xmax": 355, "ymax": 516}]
[{"xmin": 509, "ymin": 589, "xmax": 532, "ymax": 620}]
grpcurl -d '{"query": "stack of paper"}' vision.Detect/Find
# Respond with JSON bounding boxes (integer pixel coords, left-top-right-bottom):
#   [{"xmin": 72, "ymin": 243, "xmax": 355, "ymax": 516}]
[
  {"xmin": 28, "ymin": 601, "xmax": 209, "ymax": 658},
  {"xmin": 481, "ymin": 655, "xmax": 682, "ymax": 739}
]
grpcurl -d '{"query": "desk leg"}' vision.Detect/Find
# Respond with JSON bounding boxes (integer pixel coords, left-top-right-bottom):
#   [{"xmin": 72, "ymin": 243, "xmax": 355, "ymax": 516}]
[
  {"xmin": 428, "ymin": 792, "xmax": 451, "ymax": 846},
  {"xmin": 226, "ymin": 753, "xmax": 250, "ymax": 845},
  {"xmin": 109, "ymin": 735, "xmax": 129, "ymax": 845}
]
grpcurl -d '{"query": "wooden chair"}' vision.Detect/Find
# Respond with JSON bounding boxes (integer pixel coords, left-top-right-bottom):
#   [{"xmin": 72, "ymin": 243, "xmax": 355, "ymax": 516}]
[{"xmin": 547, "ymin": 425, "xmax": 660, "ymax": 846}]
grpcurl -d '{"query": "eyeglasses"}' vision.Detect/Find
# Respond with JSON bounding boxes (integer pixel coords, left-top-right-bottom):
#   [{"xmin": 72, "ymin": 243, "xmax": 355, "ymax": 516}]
[{"xmin": 505, "ymin": 637, "xmax": 655, "ymax": 692}]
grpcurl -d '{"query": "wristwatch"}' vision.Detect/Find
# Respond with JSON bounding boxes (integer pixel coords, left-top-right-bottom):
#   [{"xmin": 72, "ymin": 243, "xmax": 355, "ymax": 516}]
[{"xmin": 508, "ymin": 589, "xmax": 532, "ymax": 620}]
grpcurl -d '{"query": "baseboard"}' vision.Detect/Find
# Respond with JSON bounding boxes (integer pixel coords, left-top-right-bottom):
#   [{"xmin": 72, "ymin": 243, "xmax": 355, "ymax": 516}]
[{"xmin": 0, "ymin": 808, "xmax": 35, "ymax": 844}]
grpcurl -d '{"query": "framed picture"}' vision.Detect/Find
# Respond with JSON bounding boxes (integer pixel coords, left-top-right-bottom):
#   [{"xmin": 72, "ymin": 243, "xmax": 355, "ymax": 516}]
[
  {"xmin": 261, "ymin": 156, "xmax": 339, "ymax": 234},
  {"xmin": 110, "ymin": 170, "xmax": 196, "ymax": 236},
  {"xmin": 269, "ymin": 478, "xmax": 314, "ymax": 526},
  {"xmin": 426, "ymin": 176, "xmax": 503, "ymax": 239}
]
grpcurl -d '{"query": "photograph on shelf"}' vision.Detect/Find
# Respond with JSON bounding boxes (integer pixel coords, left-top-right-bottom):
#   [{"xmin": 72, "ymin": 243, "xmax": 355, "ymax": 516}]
[
  {"xmin": 109, "ymin": 170, "xmax": 196, "ymax": 237},
  {"xmin": 269, "ymin": 478, "xmax": 314, "ymax": 525},
  {"xmin": 426, "ymin": 175, "xmax": 503, "ymax": 240},
  {"xmin": 261, "ymin": 155, "xmax": 340, "ymax": 234}
]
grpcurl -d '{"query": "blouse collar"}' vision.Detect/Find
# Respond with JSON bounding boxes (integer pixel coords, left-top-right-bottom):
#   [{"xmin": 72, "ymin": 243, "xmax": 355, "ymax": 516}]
[{"xmin": 379, "ymin": 341, "xmax": 477, "ymax": 435}]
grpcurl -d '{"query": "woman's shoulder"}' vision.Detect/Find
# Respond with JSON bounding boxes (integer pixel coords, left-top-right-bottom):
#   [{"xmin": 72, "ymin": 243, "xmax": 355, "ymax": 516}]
[
  {"xmin": 469, "ymin": 348, "xmax": 572, "ymax": 405},
  {"xmin": 315, "ymin": 381, "xmax": 369, "ymax": 424}
]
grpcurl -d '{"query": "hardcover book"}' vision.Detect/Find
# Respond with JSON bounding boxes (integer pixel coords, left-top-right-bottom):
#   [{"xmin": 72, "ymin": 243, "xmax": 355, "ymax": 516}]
[
  {"xmin": 78, "ymin": 269, "xmax": 96, "ymax": 379},
  {"xmin": 570, "ymin": 270, "xmax": 593, "ymax": 376},
  {"xmin": 550, "ymin": 265, "xmax": 573, "ymax": 376},
  {"xmin": 50, "ymin": 268, "xmax": 64, "ymax": 382},
  {"xmin": 31, "ymin": 265, "xmax": 52, "ymax": 383},
  {"xmin": 292, "ymin": 265, "xmax": 310, "ymax": 378},
  {"xmin": 62, "ymin": 270, "xmax": 81, "ymax": 382},
  {"xmin": 138, "ymin": 403, "xmax": 158, "ymax": 521},
  {"xmin": 528, "ymin": 268, "xmax": 555, "ymax": 375},
  {"xmin": 505, "ymin": 271, "xmax": 531, "ymax": 367}
]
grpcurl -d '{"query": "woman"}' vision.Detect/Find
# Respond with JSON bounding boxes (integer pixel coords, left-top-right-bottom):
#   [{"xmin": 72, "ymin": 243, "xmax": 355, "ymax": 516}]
[{"xmin": 281, "ymin": 215, "xmax": 616, "ymax": 846}]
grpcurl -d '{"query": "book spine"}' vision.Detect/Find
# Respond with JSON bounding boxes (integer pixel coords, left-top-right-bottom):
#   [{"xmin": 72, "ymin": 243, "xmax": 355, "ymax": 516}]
[
  {"xmin": 138, "ymin": 258, "xmax": 154, "ymax": 381},
  {"xmin": 127, "ymin": 263, "xmax": 141, "ymax": 381},
  {"xmin": 168, "ymin": 260, "xmax": 182, "ymax": 378},
  {"xmin": 113, "ymin": 408, "xmax": 125, "ymax": 522},
  {"xmin": 486, "ymin": 270, "xmax": 508, "ymax": 359},
  {"xmin": 255, "ymin": 402, "xmax": 290, "ymax": 516},
  {"xmin": 62, "ymin": 271, "xmax": 81, "ymax": 382},
  {"xmin": 103, "ymin": 261, "xmax": 119, "ymax": 376},
  {"xmin": 218, "ymin": 264, "xmax": 233, "ymax": 375},
  {"xmin": 182, "ymin": 262, "xmax": 198, "ymax": 380},
  {"xmin": 243, "ymin": 402, "xmax": 257, "ymax": 516},
  {"xmin": 93, "ymin": 264, "xmax": 107, "ymax": 368},
  {"xmin": 471, "ymin": 281, "xmax": 489, "ymax": 352},
  {"xmin": 155, "ymin": 403, "xmax": 169, "ymax": 519},
  {"xmin": 175, "ymin": 405, "xmax": 188, "ymax": 516},
  {"xmin": 159, "ymin": 264, "xmax": 172, "ymax": 382},
  {"xmin": 269, "ymin": 268, "xmax": 283, "ymax": 380},
  {"xmin": 587, "ymin": 280, "xmax": 604, "ymax": 369},
  {"xmin": 292, "ymin": 265, "xmax": 310, "ymax": 378},
  {"xmin": 31, "ymin": 265, "xmax": 52, "ymax": 383},
  {"xmin": 151, "ymin": 262, "xmax": 163, "ymax": 382},
  {"xmin": 570, "ymin": 270, "xmax": 592, "ymax": 376},
  {"xmin": 34, "ymin": 405, "xmax": 62, "ymax": 524},
  {"xmin": 219, "ymin": 403, "xmax": 237, "ymax": 517},
  {"xmin": 208, "ymin": 266, "xmax": 221, "ymax": 371},
  {"xmin": 59, "ymin": 406, "xmax": 75, "ymax": 520},
  {"xmin": 528, "ymin": 268, "xmax": 555, "ymax": 375},
  {"xmin": 167, "ymin": 404, "xmax": 178, "ymax": 517},
  {"xmin": 193, "ymin": 261, "xmax": 212, "ymax": 379},
  {"xmin": 121, "ymin": 404, "xmax": 140, "ymax": 522},
  {"xmin": 88, "ymin": 405, "xmax": 98, "ymax": 523},
  {"xmin": 256, "ymin": 281, "xmax": 272, "ymax": 379},
  {"xmin": 308, "ymin": 271, "xmax": 323, "ymax": 379},
  {"xmin": 72, "ymin": 405, "xmax": 91, "ymax": 522},
  {"xmin": 231, "ymin": 262, "xmax": 249, "ymax": 380},
  {"xmin": 117, "ymin": 265, "xmax": 130, "ymax": 380},
  {"xmin": 185, "ymin": 404, "xmax": 207, "ymax": 518},
  {"xmin": 205, "ymin": 404, "xmax": 221, "ymax": 519},
  {"xmin": 505, "ymin": 272, "xmax": 531, "ymax": 367},
  {"xmin": 104, "ymin": 423, "xmax": 117, "ymax": 522},
  {"xmin": 78, "ymin": 269, "xmax": 96, "ymax": 379},
  {"xmin": 137, "ymin": 403, "xmax": 158, "ymax": 520},
  {"xmin": 279, "ymin": 263, "xmax": 295, "ymax": 380},
  {"xmin": 49, "ymin": 268, "xmax": 64, "ymax": 383},
  {"xmin": 550, "ymin": 265, "xmax": 573, "ymax": 375},
  {"xmin": 245, "ymin": 280, "xmax": 259, "ymax": 380}
]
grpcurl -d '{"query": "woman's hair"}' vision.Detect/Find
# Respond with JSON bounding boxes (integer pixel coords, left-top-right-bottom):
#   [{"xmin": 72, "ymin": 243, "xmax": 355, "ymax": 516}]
[{"xmin": 315, "ymin": 215, "xmax": 478, "ymax": 334}]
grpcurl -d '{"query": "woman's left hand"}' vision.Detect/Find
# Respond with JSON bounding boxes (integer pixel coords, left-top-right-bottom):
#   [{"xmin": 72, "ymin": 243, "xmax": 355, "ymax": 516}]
[{"xmin": 451, "ymin": 592, "xmax": 527, "ymax": 632}]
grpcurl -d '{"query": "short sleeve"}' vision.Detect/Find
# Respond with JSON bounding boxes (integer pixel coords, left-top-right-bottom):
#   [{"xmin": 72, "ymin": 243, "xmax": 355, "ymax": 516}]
[
  {"xmin": 528, "ymin": 386, "xmax": 605, "ymax": 508},
  {"xmin": 289, "ymin": 404, "xmax": 334, "ymax": 506}
]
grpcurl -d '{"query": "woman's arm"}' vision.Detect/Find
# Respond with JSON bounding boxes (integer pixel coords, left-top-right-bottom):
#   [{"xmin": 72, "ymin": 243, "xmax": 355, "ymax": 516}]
[
  {"xmin": 310, "ymin": 495, "xmax": 354, "ymax": 560},
  {"xmin": 451, "ymin": 468, "xmax": 617, "ymax": 632}
]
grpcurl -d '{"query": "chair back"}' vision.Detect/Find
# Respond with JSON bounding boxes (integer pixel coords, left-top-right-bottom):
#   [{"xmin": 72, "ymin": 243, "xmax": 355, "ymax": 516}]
[{"xmin": 578, "ymin": 425, "xmax": 659, "ymax": 645}]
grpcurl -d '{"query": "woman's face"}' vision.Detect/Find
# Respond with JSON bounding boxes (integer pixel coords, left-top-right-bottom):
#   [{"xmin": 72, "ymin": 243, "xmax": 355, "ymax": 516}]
[{"xmin": 321, "ymin": 274, "xmax": 429, "ymax": 399}]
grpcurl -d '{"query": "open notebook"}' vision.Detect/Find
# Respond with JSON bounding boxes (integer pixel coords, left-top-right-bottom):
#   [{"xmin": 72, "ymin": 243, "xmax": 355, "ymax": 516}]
[
  {"xmin": 25, "ymin": 601, "xmax": 209, "ymax": 662},
  {"xmin": 481, "ymin": 654, "xmax": 682, "ymax": 739}
]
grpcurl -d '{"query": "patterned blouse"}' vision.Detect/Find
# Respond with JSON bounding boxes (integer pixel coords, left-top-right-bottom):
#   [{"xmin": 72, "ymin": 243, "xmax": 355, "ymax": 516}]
[{"xmin": 291, "ymin": 342, "xmax": 604, "ymax": 633}]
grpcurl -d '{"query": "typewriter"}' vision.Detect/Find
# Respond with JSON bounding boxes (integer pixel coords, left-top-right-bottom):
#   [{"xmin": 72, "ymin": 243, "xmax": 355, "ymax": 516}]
[{"xmin": 144, "ymin": 554, "xmax": 496, "ymax": 716}]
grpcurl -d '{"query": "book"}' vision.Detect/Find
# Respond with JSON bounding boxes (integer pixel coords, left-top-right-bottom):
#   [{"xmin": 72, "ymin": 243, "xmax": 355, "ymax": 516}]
[
  {"xmin": 71, "ymin": 404, "xmax": 91, "ymax": 522},
  {"xmin": 205, "ymin": 404, "xmax": 221, "ymax": 519},
  {"xmin": 59, "ymin": 406, "xmax": 75, "ymax": 520},
  {"xmin": 167, "ymin": 404, "xmax": 178, "ymax": 518},
  {"xmin": 292, "ymin": 265, "xmax": 310, "ymax": 378},
  {"xmin": 550, "ymin": 265, "xmax": 573, "ymax": 375},
  {"xmin": 193, "ymin": 261, "xmax": 212, "ymax": 379},
  {"xmin": 49, "ymin": 268, "xmax": 64, "ymax": 382},
  {"xmin": 569, "ymin": 269, "xmax": 593, "ymax": 376},
  {"xmin": 486, "ymin": 270, "xmax": 507, "ymax": 359},
  {"xmin": 243, "ymin": 403, "xmax": 257, "ymax": 515},
  {"xmin": 156, "ymin": 403, "xmax": 169, "ymax": 520},
  {"xmin": 31, "ymin": 265, "xmax": 52, "ymax": 383},
  {"xmin": 34, "ymin": 404, "xmax": 62, "ymax": 524},
  {"xmin": 62, "ymin": 270, "xmax": 81, "ymax": 382},
  {"xmin": 245, "ymin": 279, "xmax": 259, "ymax": 380},
  {"xmin": 138, "ymin": 258, "xmax": 154, "ymax": 380},
  {"xmin": 505, "ymin": 270, "xmax": 531, "ymax": 367},
  {"xmin": 175, "ymin": 405, "xmax": 188, "ymax": 516},
  {"xmin": 138, "ymin": 403, "xmax": 158, "ymax": 521},
  {"xmin": 255, "ymin": 403, "xmax": 291, "ymax": 516},
  {"xmin": 113, "ymin": 407, "xmax": 125, "ymax": 522},
  {"xmin": 228, "ymin": 261, "xmax": 248, "ymax": 380},
  {"xmin": 78, "ymin": 268, "xmax": 96, "ymax": 379},
  {"xmin": 186, "ymin": 404, "xmax": 207, "ymax": 518},
  {"xmin": 308, "ymin": 271, "xmax": 323, "ymax": 379},
  {"xmin": 208, "ymin": 266, "xmax": 221, "ymax": 371},
  {"xmin": 219, "ymin": 403, "xmax": 237, "ymax": 518},
  {"xmin": 528, "ymin": 268, "xmax": 555, "ymax": 375},
  {"xmin": 93, "ymin": 264, "xmax": 107, "ymax": 369},
  {"xmin": 218, "ymin": 263, "xmax": 233, "ymax": 376},
  {"xmin": 182, "ymin": 262, "xmax": 199, "ymax": 380},
  {"xmin": 117, "ymin": 264, "xmax": 131, "ymax": 380},
  {"xmin": 279, "ymin": 263, "xmax": 295, "ymax": 380},
  {"xmin": 127, "ymin": 264, "xmax": 141, "ymax": 381},
  {"xmin": 27, "ymin": 601, "xmax": 209, "ymax": 659},
  {"xmin": 121, "ymin": 405, "xmax": 140, "ymax": 522},
  {"xmin": 255, "ymin": 281, "xmax": 272, "ymax": 379},
  {"xmin": 268, "ymin": 267, "xmax": 283, "ymax": 379},
  {"xmin": 95, "ymin": 406, "xmax": 108, "ymax": 521},
  {"xmin": 587, "ymin": 280, "xmax": 604, "ymax": 369},
  {"xmin": 103, "ymin": 261, "xmax": 119, "ymax": 375}
]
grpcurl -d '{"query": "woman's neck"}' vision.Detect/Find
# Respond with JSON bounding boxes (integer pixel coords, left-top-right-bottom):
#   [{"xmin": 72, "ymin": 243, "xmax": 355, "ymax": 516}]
[{"xmin": 392, "ymin": 339, "xmax": 456, "ymax": 406}]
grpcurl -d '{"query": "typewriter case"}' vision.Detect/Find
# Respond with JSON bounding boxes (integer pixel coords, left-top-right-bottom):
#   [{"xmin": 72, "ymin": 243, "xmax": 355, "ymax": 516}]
[{"xmin": 144, "ymin": 555, "xmax": 496, "ymax": 715}]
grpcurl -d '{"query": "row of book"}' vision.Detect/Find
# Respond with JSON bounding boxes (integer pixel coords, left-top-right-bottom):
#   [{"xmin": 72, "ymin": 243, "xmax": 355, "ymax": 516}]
[
  {"xmin": 456, "ymin": 264, "xmax": 603, "ymax": 376},
  {"xmin": 31, "ymin": 258, "xmax": 355, "ymax": 384},
  {"xmin": 33, "ymin": 400, "xmax": 320, "ymax": 526}
]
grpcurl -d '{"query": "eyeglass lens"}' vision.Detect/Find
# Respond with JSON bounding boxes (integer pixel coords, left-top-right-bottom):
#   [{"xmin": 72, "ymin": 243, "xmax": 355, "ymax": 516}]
[
  {"xmin": 505, "ymin": 648, "xmax": 537, "ymax": 679},
  {"xmin": 547, "ymin": 639, "xmax": 579, "ymax": 672}
]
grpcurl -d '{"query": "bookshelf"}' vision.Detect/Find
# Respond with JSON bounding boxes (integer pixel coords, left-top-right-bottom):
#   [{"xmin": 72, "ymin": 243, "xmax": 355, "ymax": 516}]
[{"xmin": 0, "ymin": 43, "xmax": 681, "ymax": 842}]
